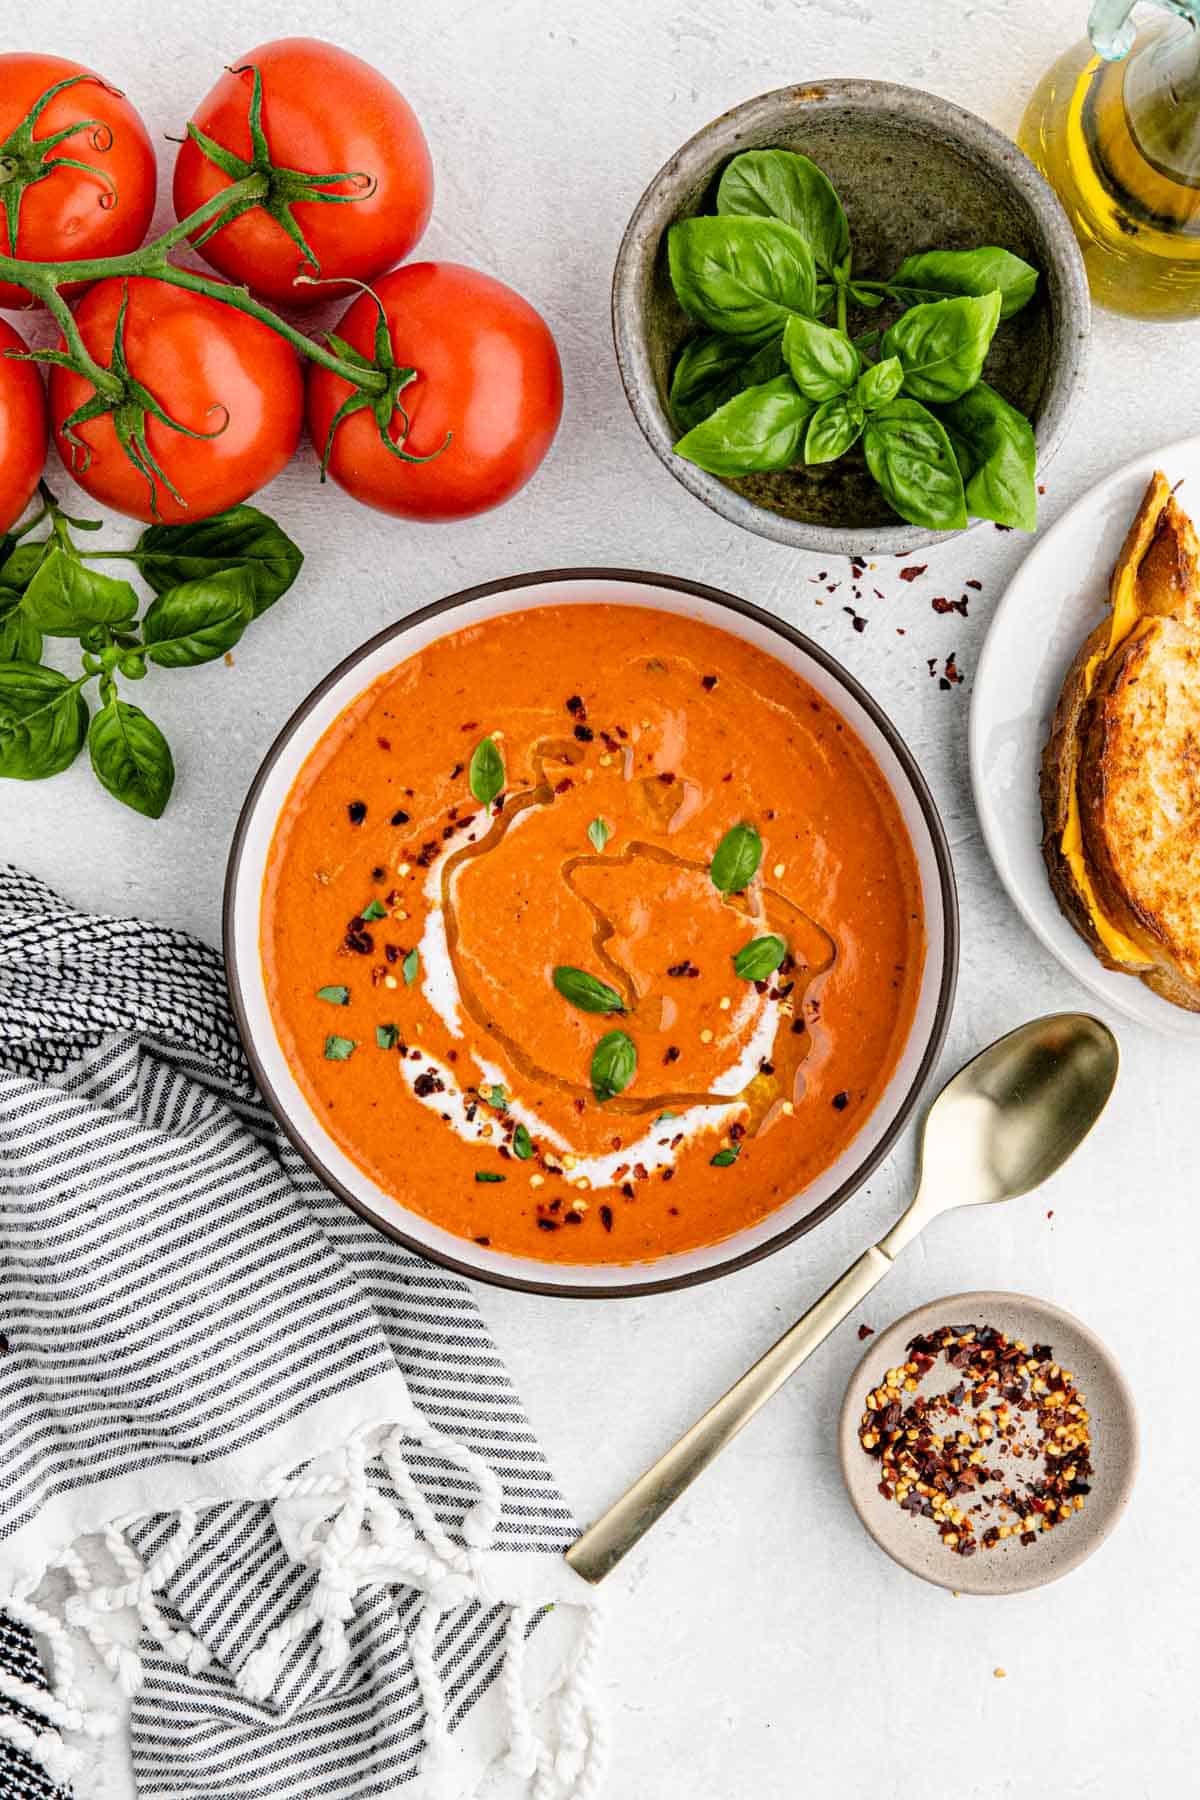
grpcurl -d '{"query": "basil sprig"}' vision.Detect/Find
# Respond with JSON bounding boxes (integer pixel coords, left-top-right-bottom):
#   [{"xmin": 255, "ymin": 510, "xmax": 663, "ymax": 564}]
[
  {"xmin": 710, "ymin": 821, "xmax": 762, "ymax": 894},
  {"xmin": 591, "ymin": 1028, "xmax": 637, "ymax": 1103},
  {"xmin": 664, "ymin": 147, "xmax": 1040, "ymax": 532},
  {"xmin": 0, "ymin": 492, "xmax": 303, "ymax": 814},
  {"xmin": 469, "ymin": 734, "xmax": 505, "ymax": 806}
]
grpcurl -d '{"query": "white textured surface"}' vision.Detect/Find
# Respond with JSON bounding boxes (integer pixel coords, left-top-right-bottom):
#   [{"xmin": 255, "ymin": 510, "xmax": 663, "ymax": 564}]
[{"xmin": 1, "ymin": 1, "xmax": 1195, "ymax": 1795}]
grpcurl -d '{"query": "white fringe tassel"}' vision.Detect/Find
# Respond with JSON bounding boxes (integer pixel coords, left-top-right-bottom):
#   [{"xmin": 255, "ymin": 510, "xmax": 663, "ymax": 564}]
[{"xmin": 2, "ymin": 1417, "xmax": 605, "ymax": 1797}]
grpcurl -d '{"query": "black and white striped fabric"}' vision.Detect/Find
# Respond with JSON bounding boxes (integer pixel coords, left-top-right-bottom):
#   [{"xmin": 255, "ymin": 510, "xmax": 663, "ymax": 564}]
[{"xmin": 0, "ymin": 865, "xmax": 603, "ymax": 1799}]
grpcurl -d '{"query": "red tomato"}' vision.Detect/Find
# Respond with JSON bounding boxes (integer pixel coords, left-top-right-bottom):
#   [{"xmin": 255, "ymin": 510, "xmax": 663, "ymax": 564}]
[
  {"xmin": 307, "ymin": 263, "xmax": 563, "ymax": 521},
  {"xmin": 0, "ymin": 54, "xmax": 155, "ymax": 311},
  {"xmin": 0, "ymin": 320, "xmax": 48, "ymax": 532},
  {"xmin": 47, "ymin": 277, "xmax": 303, "ymax": 524},
  {"xmin": 173, "ymin": 38, "xmax": 433, "ymax": 308}
]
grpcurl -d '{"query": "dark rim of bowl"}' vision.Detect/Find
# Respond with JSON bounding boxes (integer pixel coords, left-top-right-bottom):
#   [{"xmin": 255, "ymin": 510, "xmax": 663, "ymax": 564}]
[
  {"xmin": 612, "ymin": 77, "xmax": 1091, "ymax": 558},
  {"xmin": 224, "ymin": 568, "xmax": 960, "ymax": 1299}
]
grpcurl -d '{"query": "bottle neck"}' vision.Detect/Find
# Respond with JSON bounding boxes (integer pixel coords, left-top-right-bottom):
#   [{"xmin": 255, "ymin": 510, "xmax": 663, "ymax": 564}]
[{"xmin": 1124, "ymin": 17, "xmax": 1200, "ymax": 185}]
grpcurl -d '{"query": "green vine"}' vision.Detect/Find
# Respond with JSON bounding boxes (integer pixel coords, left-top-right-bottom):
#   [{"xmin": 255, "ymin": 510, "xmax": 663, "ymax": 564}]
[{"xmin": 0, "ymin": 66, "xmax": 437, "ymax": 516}]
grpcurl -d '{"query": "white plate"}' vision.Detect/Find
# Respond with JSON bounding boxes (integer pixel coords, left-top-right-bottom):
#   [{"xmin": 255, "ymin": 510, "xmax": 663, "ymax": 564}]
[{"xmin": 970, "ymin": 433, "xmax": 1200, "ymax": 1038}]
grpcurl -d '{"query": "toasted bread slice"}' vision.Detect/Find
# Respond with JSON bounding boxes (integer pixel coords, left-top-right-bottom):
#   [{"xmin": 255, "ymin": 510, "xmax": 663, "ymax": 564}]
[{"xmin": 1040, "ymin": 470, "xmax": 1200, "ymax": 1009}]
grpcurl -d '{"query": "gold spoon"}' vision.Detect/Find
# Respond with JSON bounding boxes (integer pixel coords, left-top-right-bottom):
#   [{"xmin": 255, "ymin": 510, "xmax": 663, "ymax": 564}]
[{"xmin": 565, "ymin": 1012, "xmax": 1119, "ymax": 1584}]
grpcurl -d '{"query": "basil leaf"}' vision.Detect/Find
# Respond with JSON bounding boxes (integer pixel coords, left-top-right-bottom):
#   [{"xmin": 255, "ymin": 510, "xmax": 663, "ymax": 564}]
[
  {"xmin": 87, "ymin": 697, "xmax": 174, "ymax": 818},
  {"xmin": 805, "ymin": 394, "xmax": 864, "ymax": 465},
  {"xmin": 856, "ymin": 355, "xmax": 903, "ymax": 411},
  {"xmin": 710, "ymin": 1143, "xmax": 741, "ymax": 1167},
  {"xmin": 710, "ymin": 821, "xmax": 763, "ymax": 893},
  {"xmin": 134, "ymin": 506, "xmax": 303, "ymax": 616},
  {"xmin": 669, "ymin": 332, "xmax": 785, "ymax": 433},
  {"xmin": 317, "ymin": 985, "xmax": 350, "ymax": 1004},
  {"xmin": 484, "ymin": 1083, "xmax": 508, "ymax": 1111},
  {"xmin": 674, "ymin": 375, "xmax": 813, "ymax": 478},
  {"xmin": 587, "ymin": 816, "xmax": 611, "ymax": 853},
  {"xmin": 323, "ymin": 1034, "xmax": 356, "ymax": 1060},
  {"xmin": 733, "ymin": 934, "xmax": 788, "ymax": 980},
  {"xmin": 782, "ymin": 315, "xmax": 859, "ymax": 401},
  {"xmin": 716, "ymin": 149, "xmax": 850, "ymax": 276},
  {"xmin": 0, "ymin": 590, "xmax": 41, "ymax": 664},
  {"xmin": 0, "ymin": 664, "xmax": 89, "ymax": 779},
  {"xmin": 475, "ymin": 1170, "xmax": 506, "ymax": 1183},
  {"xmin": 403, "ymin": 947, "xmax": 420, "ymax": 985},
  {"xmin": 883, "ymin": 291, "xmax": 1002, "ymax": 405},
  {"xmin": 375, "ymin": 1023, "xmax": 400, "ymax": 1048},
  {"xmin": 23, "ymin": 547, "xmax": 137, "ymax": 637},
  {"xmin": 469, "ymin": 734, "xmax": 505, "ymax": 806},
  {"xmin": 890, "ymin": 247, "xmax": 1038, "ymax": 320},
  {"xmin": 553, "ymin": 966, "xmax": 626, "ymax": 1015},
  {"xmin": 667, "ymin": 216, "xmax": 818, "ymax": 340},
  {"xmin": 591, "ymin": 1028, "xmax": 637, "ymax": 1103},
  {"xmin": 360, "ymin": 899, "xmax": 387, "ymax": 921},
  {"xmin": 0, "ymin": 541, "xmax": 49, "ymax": 591},
  {"xmin": 862, "ymin": 398, "xmax": 968, "ymax": 532},
  {"xmin": 938, "ymin": 382, "xmax": 1038, "ymax": 531},
  {"xmin": 512, "ymin": 1122, "xmax": 534, "ymax": 1159},
  {"xmin": 142, "ymin": 566, "xmax": 255, "ymax": 668}
]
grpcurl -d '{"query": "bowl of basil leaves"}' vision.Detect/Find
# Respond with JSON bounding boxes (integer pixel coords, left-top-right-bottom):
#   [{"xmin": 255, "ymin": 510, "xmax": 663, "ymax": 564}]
[{"xmin": 613, "ymin": 80, "xmax": 1090, "ymax": 554}]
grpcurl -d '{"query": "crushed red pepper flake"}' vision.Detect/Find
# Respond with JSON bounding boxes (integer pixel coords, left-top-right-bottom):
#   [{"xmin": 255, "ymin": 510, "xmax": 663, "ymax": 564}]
[
  {"xmin": 859, "ymin": 1322, "xmax": 1093, "ymax": 1558},
  {"xmin": 898, "ymin": 565, "xmax": 927, "ymax": 582},
  {"xmin": 347, "ymin": 800, "xmax": 367, "ymax": 825},
  {"xmin": 857, "ymin": 1323, "xmax": 875, "ymax": 1341},
  {"xmin": 700, "ymin": 674, "xmax": 718, "ymax": 691}
]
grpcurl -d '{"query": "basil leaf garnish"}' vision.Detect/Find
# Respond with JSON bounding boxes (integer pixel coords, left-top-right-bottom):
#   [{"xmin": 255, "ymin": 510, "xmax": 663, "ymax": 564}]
[
  {"xmin": 862, "ymin": 399, "xmax": 968, "ymax": 532},
  {"xmin": 475, "ymin": 1170, "xmax": 506, "ymax": 1183},
  {"xmin": 403, "ymin": 947, "xmax": 420, "ymax": 985},
  {"xmin": 716, "ymin": 149, "xmax": 850, "ymax": 277},
  {"xmin": 938, "ymin": 381, "xmax": 1037, "ymax": 531},
  {"xmin": 782, "ymin": 315, "xmax": 859, "ymax": 402},
  {"xmin": 360, "ymin": 899, "xmax": 387, "ymax": 921},
  {"xmin": 469, "ymin": 734, "xmax": 505, "ymax": 806},
  {"xmin": 133, "ymin": 505, "xmax": 303, "ymax": 616},
  {"xmin": 484, "ymin": 1084, "xmax": 509, "ymax": 1111},
  {"xmin": 23, "ymin": 547, "xmax": 138, "ymax": 637},
  {"xmin": 324, "ymin": 1035, "xmax": 356, "ymax": 1060},
  {"xmin": 889, "ymin": 247, "xmax": 1038, "ymax": 321},
  {"xmin": 512, "ymin": 1122, "xmax": 534, "ymax": 1159},
  {"xmin": 317, "ymin": 985, "xmax": 350, "ymax": 1004},
  {"xmin": 667, "ymin": 215, "xmax": 818, "ymax": 340},
  {"xmin": 669, "ymin": 333, "xmax": 784, "ymax": 433},
  {"xmin": 882, "ymin": 291, "xmax": 1003, "ymax": 405},
  {"xmin": 141, "ymin": 566, "xmax": 255, "ymax": 667},
  {"xmin": 805, "ymin": 394, "xmax": 864, "ymax": 466},
  {"xmin": 0, "ymin": 665, "xmax": 89, "ymax": 780},
  {"xmin": 591, "ymin": 1028, "xmax": 637, "ymax": 1103},
  {"xmin": 710, "ymin": 1143, "xmax": 741, "ymax": 1167},
  {"xmin": 87, "ymin": 697, "xmax": 175, "ymax": 819},
  {"xmin": 733, "ymin": 934, "xmax": 788, "ymax": 980},
  {"xmin": 375, "ymin": 1023, "xmax": 400, "ymax": 1048},
  {"xmin": 587, "ymin": 816, "xmax": 611, "ymax": 852},
  {"xmin": 710, "ymin": 821, "xmax": 762, "ymax": 894},
  {"xmin": 674, "ymin": 376, "xmax": 813, "ymax": 478},
  {"xmin": 553, "ymin": 966, "xmax": 626, "ymax": 1014}
]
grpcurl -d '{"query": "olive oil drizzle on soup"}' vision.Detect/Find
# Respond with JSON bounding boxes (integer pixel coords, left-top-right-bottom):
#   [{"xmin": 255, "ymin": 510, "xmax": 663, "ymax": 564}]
[{"xmin": 262, "ymin": 605, "xmax": 924, "ymax": 1262}]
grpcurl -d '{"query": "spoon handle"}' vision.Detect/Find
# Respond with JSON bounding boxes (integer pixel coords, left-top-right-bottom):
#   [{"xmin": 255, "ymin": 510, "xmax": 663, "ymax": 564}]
[{"xmin": 565, "ymin": 1244, "xmax": 893, "ymax": 1584}]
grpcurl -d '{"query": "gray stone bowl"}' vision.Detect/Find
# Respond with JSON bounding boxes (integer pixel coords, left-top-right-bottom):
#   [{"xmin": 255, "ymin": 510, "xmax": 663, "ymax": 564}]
[{"xmin": 612, "ymin": 80, "xmax": 1091, "ymax": 557}]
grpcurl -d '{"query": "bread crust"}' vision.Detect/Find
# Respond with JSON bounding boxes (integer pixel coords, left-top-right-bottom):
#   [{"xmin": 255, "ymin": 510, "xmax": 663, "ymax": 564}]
[{"xmin": 1039, "ymin": 470, "xmax": 1200, "ymax": 1009}]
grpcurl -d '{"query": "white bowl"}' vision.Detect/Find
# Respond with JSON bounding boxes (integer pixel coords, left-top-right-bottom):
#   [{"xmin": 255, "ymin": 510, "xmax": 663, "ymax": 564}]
[{"xmin": 224, "ymin": 570, "xmax": 958, "ymax": 1297}]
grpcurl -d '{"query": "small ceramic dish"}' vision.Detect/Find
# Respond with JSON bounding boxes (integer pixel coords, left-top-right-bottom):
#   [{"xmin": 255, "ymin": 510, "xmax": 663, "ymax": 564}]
[
  {"xmin": 838, "ymin": 1291, "xmax": 1137, "ymax": 1595},
  {"xmin": 612, "ymin": 79, "xmax": 1090, "ymax": 557}
]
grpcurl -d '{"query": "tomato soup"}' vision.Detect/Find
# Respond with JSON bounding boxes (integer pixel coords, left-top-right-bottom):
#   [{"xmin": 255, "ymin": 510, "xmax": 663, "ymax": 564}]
[{"xmin": 262, "ymin": 605, "xmax": 924, "ymax": 1263}]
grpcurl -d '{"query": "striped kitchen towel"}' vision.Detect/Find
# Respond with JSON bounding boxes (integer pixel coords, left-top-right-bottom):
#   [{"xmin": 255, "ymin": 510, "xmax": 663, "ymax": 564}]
[{"xmin": 0, "ymin": 865, "xmax": 604, "ymax": 1799}]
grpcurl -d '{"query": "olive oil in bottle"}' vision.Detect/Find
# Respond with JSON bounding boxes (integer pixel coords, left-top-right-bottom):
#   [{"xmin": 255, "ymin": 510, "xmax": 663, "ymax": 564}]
[{"xmin": 1019, "ymin": 0, "xmax": 1200, "ymax": 320}]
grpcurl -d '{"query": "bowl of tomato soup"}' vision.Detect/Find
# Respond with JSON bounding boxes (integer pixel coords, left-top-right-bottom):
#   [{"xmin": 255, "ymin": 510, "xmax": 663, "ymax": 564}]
[{"xmin": 225, "ymin": 572, "xmax": 957, "ymax": 1296}]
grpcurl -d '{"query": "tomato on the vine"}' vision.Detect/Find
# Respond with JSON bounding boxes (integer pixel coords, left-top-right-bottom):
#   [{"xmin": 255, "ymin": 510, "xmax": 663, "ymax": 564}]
[
  {"xmin": 47, "ymin": 277, "xmax": 304, "ymax": 524},
  {"xmin": 0, "ymin": 320, "xmax": 48, "ymax": 531},
  {"xmin": 173, "ymin": 38, "xmax": 433, "ymax": 308},
  {"xmin": 0, "ymin": 53, "xmax": 156, "ymax": 311},
  {"xmin": 307, "ymin": 263, "xmax": 563, "ymax": 521}
]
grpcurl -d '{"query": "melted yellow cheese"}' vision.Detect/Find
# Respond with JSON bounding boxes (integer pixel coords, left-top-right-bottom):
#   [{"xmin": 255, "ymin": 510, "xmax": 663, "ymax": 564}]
[{"xmin": 1059, "ymin": 540, "xmax": 1153, "ymax": 967}]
